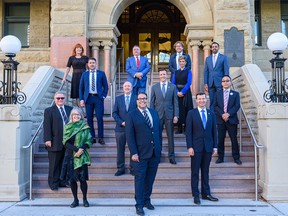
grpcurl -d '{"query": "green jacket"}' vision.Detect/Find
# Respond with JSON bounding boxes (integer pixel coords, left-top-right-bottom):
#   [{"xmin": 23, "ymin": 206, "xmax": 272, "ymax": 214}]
[{"xmin": 63, "ymin": 120, "xmax": 92, "ymax": 169}]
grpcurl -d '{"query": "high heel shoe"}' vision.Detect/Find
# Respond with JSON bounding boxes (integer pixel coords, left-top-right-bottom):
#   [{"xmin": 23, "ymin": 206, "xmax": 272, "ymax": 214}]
[
  {"xmin": 70, "ymin": 199, "xmax": 79, "ymax": 208},
  {"xmin": 83, "ymin": 199, "xmax": 89, "ymax": 207}
]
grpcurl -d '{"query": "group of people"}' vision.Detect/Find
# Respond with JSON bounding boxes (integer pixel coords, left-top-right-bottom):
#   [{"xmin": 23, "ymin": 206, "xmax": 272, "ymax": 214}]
[{"xmin": 43, "ymin": 41, "xmax": 242, "ymax": 215}]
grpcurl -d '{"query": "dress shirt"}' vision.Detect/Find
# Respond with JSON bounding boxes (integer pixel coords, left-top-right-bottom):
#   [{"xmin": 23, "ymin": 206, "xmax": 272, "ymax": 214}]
[
  {"xmin": 138, "ymin": 107, "xmax": 153, "ymax": 128},
  {"xmin": 160, "ymin": 81, "xmax": 168, "ymax": 92},
  {"xmin": 197, "ymin": 107, "xmax": 207, "ymax": 122},
  {"xmin": 89, "ymin": 70, "xmax": 97, "ymax": 94},
  {"xmin": 176, "ymin": 52, "xmax": 182, "ymax": 70}
]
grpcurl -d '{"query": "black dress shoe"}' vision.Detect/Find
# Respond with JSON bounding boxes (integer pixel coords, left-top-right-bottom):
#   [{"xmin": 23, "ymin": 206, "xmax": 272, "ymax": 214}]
[
  {"xmin": 136, "ymin": 207, "xmax": 145, "ymax": 216},
  {"xmin": 194, "ymin": 196, "xmax": 201, "ymax": 205},
  {"xmin": 169, "ymin": 158, "xmax": 177, "ymax": 165},
  {"xmin": 215, "ymin": 158, "xmax": 224, "ymax": 164},
  {"xmin": 50, "ymin": 186, "xmax": 58, "ymax": 191},
  {"xmin": 234, "ymin": 159, "xmax": 242, "ymax": 165},
  {"xmin": 92, "ymin": 137, "xmax": 97, "ymax": 144},
  {"xmin": 202, "ymin": 195, "xmax": 219, "ymax": 201},
  {"xmin": 144, "ymin": 202, "xmax": 155, "ymax": 210},
  {"xmin": 83, "ymin": 199, "xmax": 89, "ymax": 207},
  {"xmin": 114, "ymin": 170, "xmax": 125, "ymax": 176},
  {"xmin": 70, "ymin": 199, "xmax": 79, "ymax": 208},
  {"xmin": 98, "ymin": 138, "xmax": 105, "ymax": 145}
]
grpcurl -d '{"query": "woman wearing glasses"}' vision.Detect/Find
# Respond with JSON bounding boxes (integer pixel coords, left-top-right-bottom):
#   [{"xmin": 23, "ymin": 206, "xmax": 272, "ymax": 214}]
[{"xmin": 61, "ymin": 107, "xmax": 92, "ymax": 208}]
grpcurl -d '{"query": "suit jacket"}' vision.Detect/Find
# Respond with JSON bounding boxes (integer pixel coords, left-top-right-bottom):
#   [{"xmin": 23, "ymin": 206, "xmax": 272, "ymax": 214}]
[
  {"xmin": 168, "ymin": 52, "xmax": 192, "ymax": 77},
  {"xmin": 43, "ymin": 105, "xmax": 73, "ymax": 151},
  {"xmin": 150, "ymin": 82, "xmax": 179, "ymax": 120},
  {"xmin": 79, "ymin": 69, "xmax": 108, "ymax": 103},
  {"xmin": 112, "ymin": 93, "xmax": 137, "ymax": 132},
  {"xmin": 126, "ymin": 56, "xmax": 150, "ymax": 87},
  {"xmin": 185, "ymin": 108, "xmax": 217, "ymax": 153},
  {"xmin": 214, "ymin": 89, "xmax": 240, "ymax": 125},
  {"xmin": 126, "ymin": 108, "xmax": 162, "ymax": 160},
  {"xmin": 204, "ymin": 53, "xmax": 229, "ymax": 88}
]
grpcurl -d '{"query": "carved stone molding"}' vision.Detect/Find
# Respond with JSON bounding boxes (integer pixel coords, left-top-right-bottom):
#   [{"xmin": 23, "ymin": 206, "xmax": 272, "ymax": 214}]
[
  {"xmin": 101, "ymin": 40, "xmax": 113, "ymax": 49},
  {"xmin": 202, "ymin": 40, "xmax": 213, "ymax": 49},
  {"xmin": 189, "ymin": 40, "xmax": 201, "ymax": 49}
]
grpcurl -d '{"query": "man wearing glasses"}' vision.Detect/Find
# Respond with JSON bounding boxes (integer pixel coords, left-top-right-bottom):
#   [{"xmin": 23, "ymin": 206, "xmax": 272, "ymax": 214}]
[
  {"xmin": 126, "ymin": 93, "xmax": 162, "ymax": 216},
  {"xmin": 43, "ymin": 92, "xmax": 73, "ymax": 191},
  {"xmin": 214, "ymin": 75, "xmax": 242, "ymax": 165}
]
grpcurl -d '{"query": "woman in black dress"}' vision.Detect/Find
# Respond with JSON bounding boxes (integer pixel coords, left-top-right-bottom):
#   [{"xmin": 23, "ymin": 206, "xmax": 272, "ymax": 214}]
[
  {"xmin": 61, "ymin": 107, "xmax": 92, "ymax": 208},
  {"xmin": 171, "ymin": 55, "xmax": 193, "ymax": 133},
  {"xmin": 63, "ymin": 43, "xmax": 89, "ymax": 102}
]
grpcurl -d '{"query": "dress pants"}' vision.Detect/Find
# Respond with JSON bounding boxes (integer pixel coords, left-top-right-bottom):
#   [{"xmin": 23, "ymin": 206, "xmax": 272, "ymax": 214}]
[
  {"xmin": 217, "ymin": 123, "xmax": 240, "ymax": 160},
  {"xmin": 48, "ymin": 149, "xmax": 65, "ymax": 189},
  {"xmin": 190, "ymin": 150, "xmax": 212, "ymax": 197},
  {"xmin": 115, "ymin": 131, "xmax": 126, "ymax": 172},
  {"xmin": 85, "ymin": 94, "xmax": 104, "ymax": 138},
  {"xmin": 160, "ymin": 117, "xmax": 175, "ymax": 159},
  {"xmin": 208, "ymin": 85, "xmax": 222, "ymax": 112},
  {"xmin": 131, "ymin": 154, "xmax": 160, "ymax": 208}
]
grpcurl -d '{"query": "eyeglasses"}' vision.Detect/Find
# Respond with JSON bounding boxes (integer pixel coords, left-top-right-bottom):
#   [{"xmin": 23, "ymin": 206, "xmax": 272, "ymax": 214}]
[
  {"xmin": 222, "ymin": 80, "xmax": 230, "ymax": 83},
  {"xmin": 137, "ymin": 98, "xmax": 147, "ymax": 101},
  {"xmin": 56, "ymin": 97, "xmax": 65, "ymax": 100},
  {"xmin": 72, "ymin": 114, "xmax": 81, "ymax": 116}
]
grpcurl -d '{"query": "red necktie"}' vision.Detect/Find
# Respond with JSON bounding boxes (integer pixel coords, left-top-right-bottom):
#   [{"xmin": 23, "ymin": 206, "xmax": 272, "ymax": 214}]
[{"xmin": 136, "ymin": 56, "xmax": 140, "ymax": 68}]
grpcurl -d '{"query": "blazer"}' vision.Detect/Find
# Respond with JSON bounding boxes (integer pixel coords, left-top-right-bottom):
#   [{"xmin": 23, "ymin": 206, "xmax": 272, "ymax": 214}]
[
  {"xmin": 204, "ymin": 53, "xmax": 229, "ymax": 88},
  {"xmin": 214, "ymin": 89, "xmax": 240, "ymax": 125},
  {"xmin": 126, "ymin": 56, "xmax": 150, "ymax": 87},
  {"xmin": 126, "ymin": 108, "xmax": 162, "ymax": 160},
  {"xmin": 185, "ymin": 108, "xmax": 217, "ymax": 153},
  {"xmin": 79, "ymin": 69, "xmax": 109, "ymax": 103},
  {"xmin": 168, "ymin": 52, "xmax": 192, "ymax": 77},
  {"xmin": 150, "ymin": 82, "xmax": 179, "ymax": 120},
  {"xmin": 43, "ymin": 105, "xmax": 73, "ymax": 151},
  {"xmin": 112, "ymin": 93, "xmax": 137, "ymax": 132}
]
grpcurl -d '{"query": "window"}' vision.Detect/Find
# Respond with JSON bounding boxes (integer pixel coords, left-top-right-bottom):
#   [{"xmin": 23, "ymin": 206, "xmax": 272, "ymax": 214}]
[
  {"xmin": 254, "ymin": 0, "xmax": 262, "ymax": 46},
  {"xmin": 4, "ymin": 3, "xmax": 30, "ymax": 47},
  {"xmin": 281, "ymin": 0, "xmax": 288, "ymax": 36}
]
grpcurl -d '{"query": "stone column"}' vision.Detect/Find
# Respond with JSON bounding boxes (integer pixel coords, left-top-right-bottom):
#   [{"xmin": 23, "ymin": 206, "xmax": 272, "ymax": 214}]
[
  {"xmin": 101, "ymin": 40, "xmax": 113, "ymax": 85},
  {"xmin": 202, "ymin": 40, "xmax": 211, "ymax": 65},
  {"xmin": 189, "ymin": 40, "xmax": 201, "ymax": 95},
  {"xmin": 90, "ymin": 41, "xmax": 101, "ymax": 63}
]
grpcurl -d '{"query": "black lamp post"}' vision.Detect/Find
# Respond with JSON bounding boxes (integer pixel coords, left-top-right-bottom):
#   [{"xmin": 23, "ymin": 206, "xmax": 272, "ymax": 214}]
[
  {"xmin": 263, "ymin": 32, "xmax": 288, "ymax": 103},
  {"xmin": 0, "ymin": 35, "xmax": 26, "ymax": 104}
]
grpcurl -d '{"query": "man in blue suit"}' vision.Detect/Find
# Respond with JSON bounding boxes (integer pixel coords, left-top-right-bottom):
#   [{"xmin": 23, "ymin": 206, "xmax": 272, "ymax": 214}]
[
  {"xmin": 112, "ymin": 81, "xmax": 137, "ymax": 176},
  {"xmin": 204, "ymin": 42, "xmax": 229, "ymax": 111},
  {"xmin": 168, "ymin": 41, "xmax": 192, "ymax": 81},
  {"xmin": 186, "ymin": 92, "xmax": 218, "ymax": 205},
  {"xmin": 214, "ymin": 75, "xmax": 242, "ymax": 165},
  {"xmin": 126, "ymin": 92, "xmax": 162, "ymax": 216},
  {"xmin": 79, "ymin": 57, "xmax": 108, "ymax": 145},
  {"xmin": 126, "ymin": 45, "xmax": 150, "ymax": 94}
]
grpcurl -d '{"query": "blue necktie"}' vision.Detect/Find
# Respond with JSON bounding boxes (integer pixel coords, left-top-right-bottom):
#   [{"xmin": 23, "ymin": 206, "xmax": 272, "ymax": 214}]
[
  {"xmin": 162, "ymin": 83, "xmax": 166, "ymax": 98},
  {"xmin": 143, "ymin": 110, "xmax": 152, "ymax": 128},
  {"xmin": 125, "ymin": 95, "xmax": 129, "ymax": 111},
  {"xmin": 201, "ymin": 109, "xmax": 206, "ymax": 129},
  {"xmin": 60, "ymin": 106, "xmax": 68, "ymax": 124}
]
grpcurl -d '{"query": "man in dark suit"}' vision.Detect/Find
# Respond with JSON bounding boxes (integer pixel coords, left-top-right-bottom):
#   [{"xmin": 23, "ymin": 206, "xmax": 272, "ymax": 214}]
[
  {"xmin": 79, "ymin": 57, "xmax": 108, "ymax": 145},
  {"xmin": 112, "ymin": 81, "xmax": 137, "ymax": 176},
  {"xmin": 214, "ymin": 75, "xmax": 242, "ymax": 165},
  {"xmin": 126, "ymin": 92, "xmax": 162, "ymax": 216},
  {"xmin": 204, "ymin": 42, "xmax": 229, "ymax": 111},
  {"xmin": 126, "ymin": 45, "xmax": 150, "ymax": 94},
  {"xmin": 43, "ymin": 92, "xmax": 72, "ymax": 191},
  {"xmin": 185, "ymin": 92, "xmax": 218, "ymax": 205},
  {"xmin": 150, "ymin": 68, "xmax": 179, "ymax": 164},
  {"xmin": 168, "ymin": 41, "xmax": 192, "ymax": 81}
]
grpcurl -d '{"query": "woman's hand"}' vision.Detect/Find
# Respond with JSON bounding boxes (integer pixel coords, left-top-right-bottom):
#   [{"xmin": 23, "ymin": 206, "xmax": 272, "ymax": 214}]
[
  {"xmin": 177, "ymin": 92, "xmax": 184, "ymax": 97},
  {"xmin": 75, "ymin": 148, "xmax": 84, "ymax": 157}
]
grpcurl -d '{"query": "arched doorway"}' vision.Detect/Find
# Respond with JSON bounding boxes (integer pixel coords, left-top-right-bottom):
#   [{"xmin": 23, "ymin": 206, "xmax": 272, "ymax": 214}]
[{"xmin": 117, "ymin": 0, "xmax": 187, "ymax": 72}]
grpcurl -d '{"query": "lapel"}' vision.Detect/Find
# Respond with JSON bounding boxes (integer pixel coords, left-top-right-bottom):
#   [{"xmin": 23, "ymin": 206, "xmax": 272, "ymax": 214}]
[{"xmin": 157, "ymin": 83, "xmax": 165, "ymax": 99}]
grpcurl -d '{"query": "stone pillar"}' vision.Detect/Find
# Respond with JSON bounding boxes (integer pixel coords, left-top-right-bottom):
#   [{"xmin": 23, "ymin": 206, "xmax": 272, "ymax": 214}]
[
  {"xmin": 202, "ymin": 40, "xmax": 212, "ymax": 95},
  {"xmin": 189, "ymin": 40, "xmax": 201, "ymax": 95},
  {"xmin": 90, "ymin": 41, "xmax": 101, "ymax": 63},
  {"xmin": 0, "ymin": 105, "xmax": 31, "ymax": 201},
  {"xmin": 101, "ymin": 40, "xmax": 113, "ymax": 85}
]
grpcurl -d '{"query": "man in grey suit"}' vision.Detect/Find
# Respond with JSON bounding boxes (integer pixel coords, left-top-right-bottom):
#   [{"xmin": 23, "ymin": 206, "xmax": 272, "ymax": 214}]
[
  {"xmin": 150, "ymin": 69, "xmax": 179, "ymax": 164},
  {"xmin": 112, "ymin": 81, "xmax": 137, "ymax": 176},
  {"xmin": 204, "ymin": 42, "xmax": 229, "ymax": 111}
]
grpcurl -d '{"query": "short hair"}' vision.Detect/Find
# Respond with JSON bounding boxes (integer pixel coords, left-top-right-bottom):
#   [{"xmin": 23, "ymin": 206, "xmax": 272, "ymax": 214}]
[
  {"xmin": 210, "ymin": 41, "xmax": 220, "ymax": 48},
  {"xmin": 173, "ymin": 41, "xmax": 184, "ymax": 49},
  {"xmin": 123, "ymin": 81, "xmax": 132, "ymax": 87},
  {"xmin": 222, "ymin": 75, "xmax": 231, "ymax": 80},
  {"xmin": 54, "ymin": 91, "xmax": 65, "ymax": 98},
  {"xmin": 133, "ymin": 45, "xmax": 140, "ymax": 49},
  {"xmin": 72, "ymin": 43, "xmax": 84, "ymax": 56},
  {"xmin": 68, "ymin": 107, "xmax": 84, "ymax": 123},
  {"xmin": 137, "ymin": 92, "xmax": 147, "ymax": 98},
  {"xmin": 178, "ymin": 55, "xmax": 187, "ymax": 62},
  {"xmin": 88, "ymin": 57, "xmax": 96, "ymax": 62},
  {"xmin": 158, "ymin": 68, "xmax": 167, "ymax": 73},
  {"xmin": 196, "ymin": 92, "xmax": 206, "ymax": 99}
]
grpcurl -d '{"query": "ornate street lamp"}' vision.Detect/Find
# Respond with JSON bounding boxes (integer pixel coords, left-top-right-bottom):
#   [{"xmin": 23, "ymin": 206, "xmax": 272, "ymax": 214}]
[
  {"xmin": 0, "ymin": 35, "xmax": 26, "ymax": 104},
  {"xmin": 263, "ymin": 32, "xmax": 288, "ymax": 102}
]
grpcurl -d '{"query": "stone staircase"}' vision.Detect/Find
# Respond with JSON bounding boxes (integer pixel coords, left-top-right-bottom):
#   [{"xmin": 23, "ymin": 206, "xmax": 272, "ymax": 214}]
[{"xmin": 31, "ymin": 114, "xmax": 257, "ymax": 199}]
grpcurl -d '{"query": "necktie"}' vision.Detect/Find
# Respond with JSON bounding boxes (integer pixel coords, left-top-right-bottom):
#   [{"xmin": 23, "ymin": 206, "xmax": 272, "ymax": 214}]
[
  {"xmin": 91, "ymin": 71, "xmax": 96, "ymax": 91},
  {"xmin": 213, "ymin": 55, "xmax": 216, "ymax": 68},
  {"xmin": 201, "ymin": 109, "xmax": 206, "ymax": 129},
  {"xmin": 136, "ymin": 56, "xmax": 140, "ymax": 68},
  {"xmin": 224, "ymin": 90, "xmax": 229, "ymax": 113},
  {"xmin": 143, "ymin": 110, "xmax": 152, "ymax": 128},
  {"xmin": 125, "ymin": 95, "xmax": 129, "ymax": 111},
  {"xmin": 176, "ymin": 53, "xmax": 180, "ymax": 70},
  {"xmin": 161, "ymin": 83, "xmax": 166, "ymax": 98},
  {"xmin": 60, "ymin": 106, "xmax": 68, "ymax": 124}
]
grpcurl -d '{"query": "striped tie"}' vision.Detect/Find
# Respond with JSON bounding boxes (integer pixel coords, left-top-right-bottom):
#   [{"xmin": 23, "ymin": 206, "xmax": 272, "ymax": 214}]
[
  {"xmin": 224, "ymin": 90, "xmax": 229, "ymax": 113},
  {"xmin": 91, "ymin": 71, "xmax": 96, "ymax": 91},
  {"xmin": 143, "ymin": 110, "xmax": 152, "ymax": 128},
  {"xmin": 60, "ymin": 107, "xmax": 68, "ymax": 124}
]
